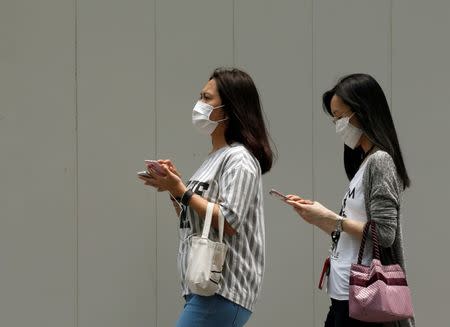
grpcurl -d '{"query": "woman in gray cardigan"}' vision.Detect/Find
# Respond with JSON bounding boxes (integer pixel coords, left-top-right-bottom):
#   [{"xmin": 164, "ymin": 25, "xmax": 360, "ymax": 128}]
[{"xmin": 286, "ymin": 74, "xmax": 414, "ymax": 327}]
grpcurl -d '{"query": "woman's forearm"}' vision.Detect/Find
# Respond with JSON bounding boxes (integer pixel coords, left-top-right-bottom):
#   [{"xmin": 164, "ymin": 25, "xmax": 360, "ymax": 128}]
[
  {"xmin": 188, "ymin": 194, "xmax": 236, "ymax": 236},
  {"xmin": 169, "ymin": 182, "xmax": 236, "ymax": 236},
  {"xmin": 341, "ymin": 218, "xmax": 365, "ymax": 240},
  {"xmin": 314, "ymin": 211, "xmax": 365, "ymax": 239}
]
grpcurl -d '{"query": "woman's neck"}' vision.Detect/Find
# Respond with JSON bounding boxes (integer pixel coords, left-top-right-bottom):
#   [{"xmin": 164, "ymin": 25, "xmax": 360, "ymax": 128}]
[
  {"xmin": 360, "ymin": 135, "xmax": 374, "ymax": 154},
  {"xmin": 211, "ymin": 129, "xmax": 228, "ymax": 152}
]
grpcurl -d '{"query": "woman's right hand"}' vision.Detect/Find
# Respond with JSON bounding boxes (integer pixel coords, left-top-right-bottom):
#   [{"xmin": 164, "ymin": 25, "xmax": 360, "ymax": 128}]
[
  {"xmin": 285, "ymin": 194, "xmax": 319, "ymax": 225},
  {"xmin": 285, "ymin": 194, "xmax": 313, "ymax": 204},
  {"xmin": 158, "ymin": 159, "xmax": 181, "ymax": 178}
]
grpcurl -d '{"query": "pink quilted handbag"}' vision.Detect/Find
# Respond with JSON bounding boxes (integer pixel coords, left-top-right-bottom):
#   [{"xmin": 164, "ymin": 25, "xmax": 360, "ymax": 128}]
[{"xmin": 349, "ymin": 221, "xmax": 414, "ymax": 322}]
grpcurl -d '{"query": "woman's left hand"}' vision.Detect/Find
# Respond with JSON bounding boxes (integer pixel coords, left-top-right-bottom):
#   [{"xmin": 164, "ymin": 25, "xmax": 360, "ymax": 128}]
[
  {"xmin": 139, "ymin": 163, "xmax": 186, "ymax": 197},
  {"xmin": 285, "ymin": 195, "xmax": 336, "ymax": 226}
]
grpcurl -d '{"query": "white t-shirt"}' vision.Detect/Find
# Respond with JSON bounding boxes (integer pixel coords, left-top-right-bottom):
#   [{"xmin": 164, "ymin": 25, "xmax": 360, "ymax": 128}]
[{"xmin": 328, "ymin": 160, "xmax": 371, "ymax": 300}]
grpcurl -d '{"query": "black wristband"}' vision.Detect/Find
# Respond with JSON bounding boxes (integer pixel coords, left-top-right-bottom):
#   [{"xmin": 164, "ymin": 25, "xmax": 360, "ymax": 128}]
[{"xmin": 181, "ymin": 190, "xmax": 194, "ymax": 206}]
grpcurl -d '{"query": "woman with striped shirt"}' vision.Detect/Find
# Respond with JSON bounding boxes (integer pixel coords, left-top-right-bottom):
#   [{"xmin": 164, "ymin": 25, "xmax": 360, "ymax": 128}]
[{"xmin": 139, "ymin": 68, "xmax": 275, "ymax": 327}]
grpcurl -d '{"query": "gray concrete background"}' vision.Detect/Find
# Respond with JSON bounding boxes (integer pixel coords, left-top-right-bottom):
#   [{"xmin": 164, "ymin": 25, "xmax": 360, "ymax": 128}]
[{"xmin": 0, "ymin": 0, "xmax": 448, "ymax": 326}]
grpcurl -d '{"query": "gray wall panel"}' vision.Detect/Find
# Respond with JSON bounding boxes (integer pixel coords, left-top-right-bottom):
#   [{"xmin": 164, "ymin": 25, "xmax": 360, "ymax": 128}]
[
  {"xmin": 0, "ymin": 1, "xmax": 76, "ymax": 326},
  {"xmin": 77, "ymin": 1, "xmax": 156, "ymax": 326},
  {"xmin": 392, "ymin": 1, "xmax": 450, "ymax": 324}
]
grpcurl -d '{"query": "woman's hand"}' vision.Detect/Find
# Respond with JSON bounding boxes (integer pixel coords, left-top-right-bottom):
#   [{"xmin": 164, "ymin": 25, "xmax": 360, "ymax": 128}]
[
  {"xmin": 285, "ymin": 195, "xmax": 366, "ymax": 237},
  {"xmin": 285, "ymin": 195, "xmax": 337, "ymax": 226},
  {"xmin": 157, "ymin": 159, "xmax": 181, "ymax": 178},
  {"xmin": 138, "ymin": 160, "xmax": 186, "ymax": 197}
]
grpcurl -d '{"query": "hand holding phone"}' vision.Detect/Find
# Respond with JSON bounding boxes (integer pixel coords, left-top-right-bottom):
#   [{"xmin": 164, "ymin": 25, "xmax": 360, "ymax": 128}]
[{"xmin": 144, "ymin": 160, "xmax": 167, "ymax": 176}]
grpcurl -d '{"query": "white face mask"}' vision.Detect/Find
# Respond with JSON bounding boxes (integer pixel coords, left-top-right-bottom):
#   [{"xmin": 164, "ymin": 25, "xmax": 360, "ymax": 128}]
[
  {"xmin": 192, "ymin": 101, "xmax": 227, "ymax": 135},
  {"xmin": 335, "ymin": 113, "xmax": 363, "ymax": 149}
]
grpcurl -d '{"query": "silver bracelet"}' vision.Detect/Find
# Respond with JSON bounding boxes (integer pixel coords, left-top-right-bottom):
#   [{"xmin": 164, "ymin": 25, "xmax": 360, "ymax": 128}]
[{"xmin": 335, "ymin": 216, "xmax": 344, "ymax": 233}]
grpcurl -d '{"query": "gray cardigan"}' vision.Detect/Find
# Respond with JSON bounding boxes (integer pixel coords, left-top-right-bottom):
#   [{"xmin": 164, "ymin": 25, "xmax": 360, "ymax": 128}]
[{"xmin": 362, "ymin": 150, "xmax": 415, "ymax": 327}]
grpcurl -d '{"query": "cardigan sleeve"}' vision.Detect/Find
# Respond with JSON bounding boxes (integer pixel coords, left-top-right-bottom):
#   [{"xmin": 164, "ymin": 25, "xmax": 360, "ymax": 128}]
[{"xmin": 365, "ymin": 151, "xmax": 403, "ymax": 248}]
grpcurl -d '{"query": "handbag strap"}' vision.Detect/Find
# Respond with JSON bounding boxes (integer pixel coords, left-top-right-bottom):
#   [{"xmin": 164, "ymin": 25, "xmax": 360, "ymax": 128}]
[
  {"xmin": 357, "ymin": 221, "xmax": 381, "ymax": 264},
  {"xmin": 201, "ymin": 202, "xmax": 225, "ymax": 243}
]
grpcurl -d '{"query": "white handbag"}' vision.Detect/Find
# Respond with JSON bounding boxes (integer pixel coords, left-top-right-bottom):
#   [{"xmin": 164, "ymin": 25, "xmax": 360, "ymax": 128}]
[{"xmin": 185, "ymin": 202, "xmax": 228, "ymax": 296}]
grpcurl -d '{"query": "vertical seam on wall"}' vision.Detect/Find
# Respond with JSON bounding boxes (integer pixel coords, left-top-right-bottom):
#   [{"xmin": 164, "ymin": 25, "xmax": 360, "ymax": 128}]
[
  {"xmin": 232, "ymin": 0, "xmax": 236, "ymax": 65},
  {"xmin": 74, "ymin": 0, "xmax": 79, "ymax": 326},
  {"xmin": 311, "ymin": 0, "xmax": 316, "ymax": 325},
  {"xmin": 154, "ymin": 0, "xmax": 158, "ymax": 325},
  {"xmin": 390, "ymin": 0, "xmax": 393, "ymax": 109}
]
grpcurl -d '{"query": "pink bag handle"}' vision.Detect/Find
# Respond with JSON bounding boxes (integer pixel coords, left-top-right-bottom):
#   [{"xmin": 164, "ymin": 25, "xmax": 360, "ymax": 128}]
[{"xmin": 357, "ymin": 221, "xmax": 380, "ymax": 264}]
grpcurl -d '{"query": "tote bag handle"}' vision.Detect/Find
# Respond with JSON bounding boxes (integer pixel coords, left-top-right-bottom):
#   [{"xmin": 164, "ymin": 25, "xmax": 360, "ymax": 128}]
[{"xmin": 201, "ymin": 202, "xmax": 225, "ymax": 243}]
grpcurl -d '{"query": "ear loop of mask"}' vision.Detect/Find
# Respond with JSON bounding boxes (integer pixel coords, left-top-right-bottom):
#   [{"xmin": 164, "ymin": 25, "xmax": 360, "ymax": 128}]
[
  {"xmin": 212, "ymin": 104, "xmax": 225, "ymax": 110},
  {"xmin": 210, "ymin": 104, "xmax": 228, "ymax": 123},
  {"xmin": 215, "ymin": 117, "xmax": 229, "ymax": 123},
  {"xmin": 338, "ymin": 112, "xmax": 355, "ymax": 124}
]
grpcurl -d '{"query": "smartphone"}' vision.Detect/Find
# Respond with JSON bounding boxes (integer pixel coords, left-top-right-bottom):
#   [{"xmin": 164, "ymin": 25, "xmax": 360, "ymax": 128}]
[
  {"xmin": 269, "ymin": 188, "xmax": 288, "ymax": 201},
  {"xmin": 144, "ymin": 160, "xmax": 166, "ymax": 176},
  {"xmin": 137, "ymin": 170, "xmax": 151, "ymax": 178}
]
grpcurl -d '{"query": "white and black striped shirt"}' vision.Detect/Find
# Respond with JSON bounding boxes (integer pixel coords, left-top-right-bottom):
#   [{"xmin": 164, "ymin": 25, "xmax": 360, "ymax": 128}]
[{"xmin": 177, "ymin": 143, "xmax": 265, "ymax": 311}]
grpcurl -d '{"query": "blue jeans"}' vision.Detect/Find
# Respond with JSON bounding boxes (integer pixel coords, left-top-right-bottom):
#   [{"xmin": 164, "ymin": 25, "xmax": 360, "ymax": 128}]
[{"xmin": 176, "ymin": 294, "xmax": 252, "ymax": 327}]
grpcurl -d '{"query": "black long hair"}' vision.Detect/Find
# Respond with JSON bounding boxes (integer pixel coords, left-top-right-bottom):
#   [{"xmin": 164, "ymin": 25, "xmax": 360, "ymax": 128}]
[
  {"xmin": 210, "ymin": 67, "xmax": 275, "ymax": 174},
  {"xmin": 322, "ymin": 73, "xmax": 410, "ymax": 188}
]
